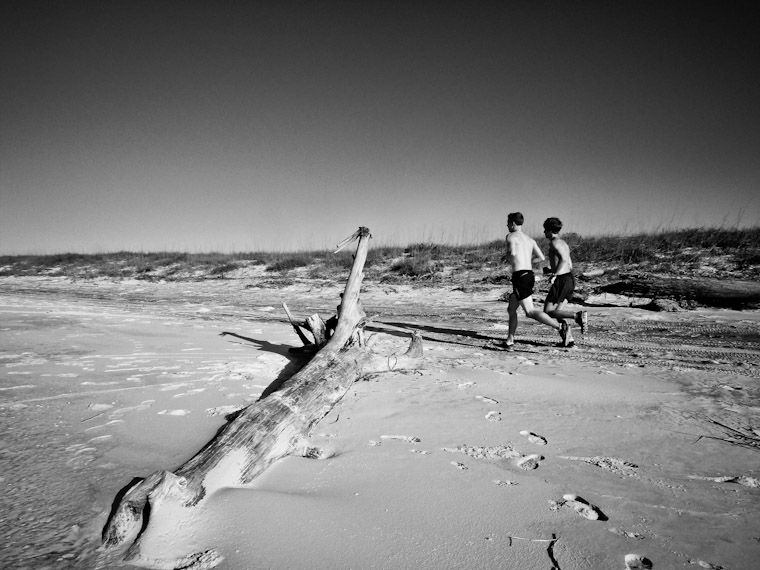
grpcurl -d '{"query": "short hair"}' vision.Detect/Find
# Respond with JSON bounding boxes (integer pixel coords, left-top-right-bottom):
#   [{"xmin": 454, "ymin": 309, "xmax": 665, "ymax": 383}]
[
  {"xmin": 543, "ymin": 217, "xmax": 563, "ymax": 234},
  {"xmin": 507, "ymin": 212, "xmax": 524, "ymax": 226}
]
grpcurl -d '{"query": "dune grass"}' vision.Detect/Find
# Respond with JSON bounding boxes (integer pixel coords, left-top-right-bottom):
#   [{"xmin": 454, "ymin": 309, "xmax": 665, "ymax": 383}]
[{"xmin": 0, "ymin": 227, "xmax": 757, "ymax": 282}]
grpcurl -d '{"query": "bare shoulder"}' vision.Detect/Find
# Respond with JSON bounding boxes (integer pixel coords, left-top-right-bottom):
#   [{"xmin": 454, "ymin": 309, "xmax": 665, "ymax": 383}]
[{"xmin": 552, "ymin": 237, "xmax": 570, "ymax": 252}]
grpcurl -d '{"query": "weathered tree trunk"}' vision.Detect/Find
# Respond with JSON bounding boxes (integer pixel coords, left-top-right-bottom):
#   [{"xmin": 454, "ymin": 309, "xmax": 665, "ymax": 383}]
[
  {"xmin": 601, "ymin": 273, "xmax": 760, "ymax": 308},
  {"xmin": 98, "ymin": 227, "xmax": 423, "ymax": 569}
]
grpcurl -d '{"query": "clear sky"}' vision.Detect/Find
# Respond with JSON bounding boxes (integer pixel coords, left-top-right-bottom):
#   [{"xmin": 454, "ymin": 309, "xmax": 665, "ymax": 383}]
[{"xmin": 1, "ymin": 1, "xmax": 758, "ymax": 254}]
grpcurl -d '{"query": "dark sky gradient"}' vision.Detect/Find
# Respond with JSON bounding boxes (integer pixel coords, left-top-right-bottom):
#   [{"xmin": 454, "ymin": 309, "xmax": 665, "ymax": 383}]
[{"xmin": 2, "ymin": 1, "xmax": 758, "ymax": 253}]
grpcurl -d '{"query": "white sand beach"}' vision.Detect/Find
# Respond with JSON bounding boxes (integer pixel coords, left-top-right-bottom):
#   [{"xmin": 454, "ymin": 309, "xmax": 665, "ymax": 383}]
[{"xmin": 1, "ymin": 276, "xmax": 759, "ymax": 570}]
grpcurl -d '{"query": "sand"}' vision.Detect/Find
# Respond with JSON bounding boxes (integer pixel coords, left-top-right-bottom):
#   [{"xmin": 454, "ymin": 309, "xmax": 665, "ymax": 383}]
[{"xmin": 1, "ymin": 276, "xmax": 759, "ymax": 570}]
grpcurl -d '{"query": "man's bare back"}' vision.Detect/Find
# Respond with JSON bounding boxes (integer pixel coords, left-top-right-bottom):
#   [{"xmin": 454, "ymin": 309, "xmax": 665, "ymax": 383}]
[{"xmin": 507, "ymin": 230, "xmax": 544, "ymax": 272}]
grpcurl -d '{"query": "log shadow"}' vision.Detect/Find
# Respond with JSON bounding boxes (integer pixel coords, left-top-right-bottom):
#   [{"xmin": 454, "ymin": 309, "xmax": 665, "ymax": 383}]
[
  {"xmin": 374, "ymin": 321, "xmax": 492, "ymax": 341},
  {"xmin": 372, "ymin": 321, "xmax": 493, "ymax": 344},
  {"xmin": 219, "ymin": 331, "xmax": 310, "ymax": 400},
  {"xmin": 219, "ymin": 331, "xmax": 297, "ymax": 359},
  {"xmin": 370, "ymin": 321, "xmax": 550, "ymax": 349}
]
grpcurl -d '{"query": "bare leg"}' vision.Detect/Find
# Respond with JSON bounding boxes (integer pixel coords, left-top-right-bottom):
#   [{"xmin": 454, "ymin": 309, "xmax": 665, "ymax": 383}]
[
  {"xmin": 520, "ymin": 297, "xmax": 561, "ymax": 330},
  {"xmin": 546, "ymin": 299, "xmax": 587, "ymax": 335},
  {"xmin": 545, "ymin": 300, "xmax": 575, "ymax": 322},
  {"xmin": 537, "ymin": 298, "xmax": 571, "ymax": 345},
  {"xmin": 506, "ymin": 293, "xmax": 519, "ymax": 345}
]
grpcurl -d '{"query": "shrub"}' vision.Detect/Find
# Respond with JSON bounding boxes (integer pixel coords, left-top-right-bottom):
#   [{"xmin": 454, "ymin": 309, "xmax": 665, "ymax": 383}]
[
  {"xmin": 209, "ymin": 262, "xmax": 239, "ymax": 277},
  {"xmin": 390, "ymin": 254, "xmax": 443, "ymax": 278},
  {"xmin": 734, "ymin": 247, "xmax": 760, "ymax": 269},
  {"xmin": 266, "ymin": 254, "xmax": 312, "ymax": 272}
]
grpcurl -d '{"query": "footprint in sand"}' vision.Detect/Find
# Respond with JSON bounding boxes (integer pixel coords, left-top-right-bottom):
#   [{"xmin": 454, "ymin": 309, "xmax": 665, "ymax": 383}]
[
  {"xmin": 157, "ymin": 409, "xmax": 190, "ymax": 416},
  {"xmin": 451, "ymin": 461, "xmax": 468, "ymax": 470},
  {"xmin": 562, "ymin": 494, "xmax": 606, "ymax": 521},
  {"xmin": 109, "ymin": 400, "xmax": 154, "ymax": 417},
  {"xmin": 520, "ymin": 430, "xmax": 547, "ymax": 445},
  {"xmin": 559, "ymin": 455, "xmax": 638, "ymax": 473},
  {"xmin": 173, "ymin": 387, "xmax": 207, "ymax": 398},
  {"xmin": 84, "ymin": 419, "xmax": 124, "ymax": 432},
  {"xmin": 485, "ymin": 411, "xmax": 501, "ymax": 422},
  {"xmin": 66, "ymin": 445, "xmax": 97, "ymax": 469},
  {"xmin": 444, "ymin": 444, "xmax": 520, "ymax": 460},
  {"xmin": 159, "ymin": 383, "xmax": 191, "ymax": 392},
  {"xmin": 689, "ymin": 560, "xmax": 722, "ymax": 569},
  {"xmin": 609, "ymin": 527, "xmax": 644, "ymax": 540},
  {"xmin": 475, "ymin": 395, "xmax": 499, "ymax": 404},
  {"xmin": 517, "ymin": 454, "xmax": 543, "ymax": 470},
  {"xmin": 380, "ymin": 435, "xmax": 421, "ymax": 444},
  {"xmin": 688, "ymin": 474, "xmax": 760, "ymax": 488},
  {"xmin": 88, "ymin": 435, "xmax": 113, "ymax": 444},
  {"xmin": 624, "ymin": 553, "xmax": 653, "ymax": 569}
]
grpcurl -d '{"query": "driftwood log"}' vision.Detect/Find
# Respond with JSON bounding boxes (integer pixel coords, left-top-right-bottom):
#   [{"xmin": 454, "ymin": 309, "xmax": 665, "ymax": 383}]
[
  {"xmin": 601, "ymin": 273, "xmax": 760, "ymax": 308},
  {"xmin": 98, "ymin": 227, "xmax": 423, "ymax": 569}
]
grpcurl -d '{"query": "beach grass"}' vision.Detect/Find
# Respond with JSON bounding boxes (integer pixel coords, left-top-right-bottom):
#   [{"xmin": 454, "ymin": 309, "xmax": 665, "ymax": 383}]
[{"xmin": 1, "ymin": 226, "xmax": 758, "ymax": 282}]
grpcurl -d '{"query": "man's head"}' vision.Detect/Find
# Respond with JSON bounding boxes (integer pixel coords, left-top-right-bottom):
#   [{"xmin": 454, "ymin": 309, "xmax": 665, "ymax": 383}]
[
  {"xmin": 507, "ymin": 212, "xmax": 524, "ymax": 230},
  {"xmin": 543, "ymin": 217, "xmax": 562, "ymax": 237}
]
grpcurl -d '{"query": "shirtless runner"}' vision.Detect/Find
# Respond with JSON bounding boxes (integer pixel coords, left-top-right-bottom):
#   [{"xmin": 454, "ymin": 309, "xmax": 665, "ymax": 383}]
[
  {"xmin": 542, "ymin": 217, "xmax": 588, "ymax": 347},
  {"xmin": 502, "ymin": 212, "xmax": 564, "ymax": 348}
]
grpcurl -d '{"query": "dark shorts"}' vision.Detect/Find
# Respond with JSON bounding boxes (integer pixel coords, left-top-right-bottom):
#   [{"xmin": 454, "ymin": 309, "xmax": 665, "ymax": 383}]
[
  {"xmin": 511, "ymin": 270, "xmax": 535, "ymax": 301},
  {"xmin": 546, "ymin": 272, "xmax": 575, "ymax": 304}
]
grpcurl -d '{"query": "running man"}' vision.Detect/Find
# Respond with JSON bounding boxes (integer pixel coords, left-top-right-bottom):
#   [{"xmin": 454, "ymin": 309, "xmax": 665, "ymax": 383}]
[
  {"xmin": 502, "ymin": 212, "xmax": 564, "ymax": 348},
  {"xmin": 542, "ymin": 217, "xmax": 588, "ymax": 346}
]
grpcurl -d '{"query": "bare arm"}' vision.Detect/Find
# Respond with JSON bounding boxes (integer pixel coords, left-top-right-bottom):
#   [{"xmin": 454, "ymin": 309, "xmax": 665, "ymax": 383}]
[
  {"xmin": 531, "ymin": 240, "xmax": 545, "ymax": 264},
  {"xmin": 503, "ymin": 233, "xmax": 518, "ymax": 265}
]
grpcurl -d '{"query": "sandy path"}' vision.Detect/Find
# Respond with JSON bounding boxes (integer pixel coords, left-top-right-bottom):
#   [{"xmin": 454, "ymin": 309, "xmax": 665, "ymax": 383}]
[{"xmin": 1, "ymin": 278, "xmax": 759, "ymax": 569}]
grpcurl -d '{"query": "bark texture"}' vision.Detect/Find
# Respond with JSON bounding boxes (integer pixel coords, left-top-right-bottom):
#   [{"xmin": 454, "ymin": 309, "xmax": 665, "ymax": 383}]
[{"xmin": 98, "ymin": 227, "xmax": 423, "ymax": 569}]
